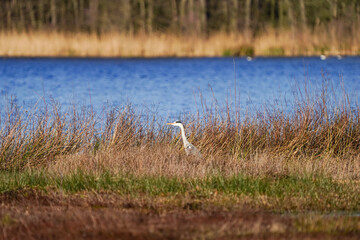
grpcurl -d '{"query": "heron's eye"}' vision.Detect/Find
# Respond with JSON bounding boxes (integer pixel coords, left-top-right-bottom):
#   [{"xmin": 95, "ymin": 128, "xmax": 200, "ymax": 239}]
[{"xmin": 175, "ymin": 120, "xmax": 182, "ymax": 123}]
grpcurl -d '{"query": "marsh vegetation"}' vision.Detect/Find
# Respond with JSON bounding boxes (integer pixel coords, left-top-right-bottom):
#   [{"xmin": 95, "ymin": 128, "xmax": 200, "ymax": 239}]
[{"xmin": 0, "ymin": 78, "xmax": 359, "ymax": 238}]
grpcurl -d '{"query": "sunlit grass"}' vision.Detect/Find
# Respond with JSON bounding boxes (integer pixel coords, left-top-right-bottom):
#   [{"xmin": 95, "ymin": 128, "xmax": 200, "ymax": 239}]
[
  {"xmin": 0, "ymin": 78, "xmax": 359, "ymax": 179},
  {"xmin": 0, "ymin": 170, "xmax": 358, "ymax": 212},
  {"xmin": 0, "ymin": 29, "xmax": 359, "ymax": 57},
  {"xmin": 0, "ymin": 76, "xmax": 359, "ymax": 237}
]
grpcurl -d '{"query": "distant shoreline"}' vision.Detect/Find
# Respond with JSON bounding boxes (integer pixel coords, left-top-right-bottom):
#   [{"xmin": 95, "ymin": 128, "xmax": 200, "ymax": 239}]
[{"xmin": 1, "ymin": 31, "xmax": 359, "ymax": 57}]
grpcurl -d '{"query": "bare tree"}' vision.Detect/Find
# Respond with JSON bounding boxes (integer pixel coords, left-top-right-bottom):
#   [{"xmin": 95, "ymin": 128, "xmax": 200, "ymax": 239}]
[
  {"xmin": 328, "ymin": 0, "xmax": 338, "ymax": 18},
  {"xmin": 87, "ymin": 0, "xmax": 99, "ymax": 33},
  {"xmin": 79, "ymin": 0, "xmax": 85, "ymax": 29},
  {"xmin": 219, "ymin": 0, "xmax": 228, "ymax": 32},
  {"xmin": 71, "ymin": 0, "xmax": 79, "ymax": 30},
  {"xmin": 229, "ymin": 0, "xmax": 238, "ymax": 32},
  {"xmin": 0, "ymin": 3, "xmax": 3, "ymax": 29},
  {"xmin": 171, "ymin": 0, "xmax": 178, "ymax": 32},
  {"xmin": 279, "ymin": 0, "xmax": 284, "ymax": 29},
  {"xmin": 188, "ymin": 0, "xmax": 195, "ymax": 34},
  {"xmin": 5, "ymin": 1, "xmax": 12, "ymax": 30},
  {"xmin": 139, "ymin": 0, "xmax": 146, "ymax": 33},
  {"xmin": 270, "ymin": 0, "xmax": 276, "ymax": 27},
  {"xmin": 299, "ymin": 0, "xmax": 307, "ymax": 30},
  {"xmin": 180, "ymin": 0, "xmax": 187, "ymax": 32},
  {"xmin": 0, "ymin": 0, "xmax": 358, "ymax": 38},
  {"xmin": 245, "ymin": 0, "xmax": 251, "ymax": 39},
  {"xmin": 121, "ymin": 0, "xmax": 132, "ymax": 33},
  {"xmin": 328, "ymin": 0, "xmax": 338, "ymax": 47},
  {"xmin": 284, "ymin": 0, "xmax": 295, "ymax": 34},
  {"xmin": 37, "ymin": 0, "xmax": 44, "ymax": 30},
  {"xmin": 18, "ymin": 0, "xmax": 25, "ymax": 30},
  {"xmin": 147, "ymin": 0, "xmax": 153, "ymax": 34},
  {"xmin": 26, "ymin": 1, "xmax": 36, "ymax": 29},
  {"xmin": 59, "ymin": 1, "xmax": 66, "ymax": 31},
  {"xmin": 199, "ymin": 0, "xmax": 207, "ymax": 33},
  {"xmin": 51, "ymin": 0, "xmax": 57, "ymax": 29}
]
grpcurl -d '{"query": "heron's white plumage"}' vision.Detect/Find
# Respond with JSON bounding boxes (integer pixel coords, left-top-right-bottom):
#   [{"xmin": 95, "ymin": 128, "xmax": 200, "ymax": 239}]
[{"xmin": 167, "ymin": 121, "xmax": 202, "ymax": 157}]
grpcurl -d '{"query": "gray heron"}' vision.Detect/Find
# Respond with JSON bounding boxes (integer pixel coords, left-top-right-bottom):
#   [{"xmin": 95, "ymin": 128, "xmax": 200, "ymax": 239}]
[{"xmin": 167, "ymin": 120, "xmax": 202, "ymax": 157}]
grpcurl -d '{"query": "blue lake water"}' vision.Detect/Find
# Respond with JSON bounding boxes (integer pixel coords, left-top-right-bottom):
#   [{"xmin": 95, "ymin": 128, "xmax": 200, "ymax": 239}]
[{"xmin": 0, "ymin": 57, "xmax": 359, "ymax": 119}]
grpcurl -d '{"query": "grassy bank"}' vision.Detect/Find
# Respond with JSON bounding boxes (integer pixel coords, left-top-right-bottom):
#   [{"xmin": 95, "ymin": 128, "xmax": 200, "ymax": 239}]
[
  {"xmin": 1, "ymin": 30, "xmax": 360, "ymax": 57},
  {"xmin": 0, "ymin": 79, "xmax": 359, "ymax": 239},
  {"xmin": 1, "ymin": 170, "xmax": 359, "ymax": 212},
  {"xmin": 0, "ymin": 79, "xmax": 359, "ymax": 209},
  {"xmin": 1, "ymin": 186, "xmax": 358, "ymax": 240},
  {"xmin": 1, "ymin": 170, "xmax": 359, "ymax": 238},
  {"xmin": 1, "ymin": 79, "xmax": 359, "ymax": 177}
]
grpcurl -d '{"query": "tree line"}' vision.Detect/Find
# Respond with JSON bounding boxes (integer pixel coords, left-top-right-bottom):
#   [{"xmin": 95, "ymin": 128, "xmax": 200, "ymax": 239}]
[{"xmin": 0, "ymin": 0, "xmax": 359, "ymax": 35}]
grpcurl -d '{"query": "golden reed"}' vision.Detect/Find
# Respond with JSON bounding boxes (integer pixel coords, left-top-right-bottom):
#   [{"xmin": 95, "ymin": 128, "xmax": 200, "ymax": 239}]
[{"xmin": 0, "ymin": 29, "xmax": 359, "ymax": 57}]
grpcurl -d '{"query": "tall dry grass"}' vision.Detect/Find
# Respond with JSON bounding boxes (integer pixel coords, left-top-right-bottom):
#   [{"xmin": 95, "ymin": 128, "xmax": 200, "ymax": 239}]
[
  {"xmin": 0, "ymin": 29, "xmax": 359, "ymax": 57},
  {"xmin": 0, "ymin": 79, "xmax": 359, "ymax": 179}
]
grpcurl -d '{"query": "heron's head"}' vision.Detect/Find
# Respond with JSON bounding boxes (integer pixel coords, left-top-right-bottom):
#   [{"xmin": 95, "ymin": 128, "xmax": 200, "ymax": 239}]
[{"xmin": 167, "ymin": 120, "xmax": 183, "ymax": 127}]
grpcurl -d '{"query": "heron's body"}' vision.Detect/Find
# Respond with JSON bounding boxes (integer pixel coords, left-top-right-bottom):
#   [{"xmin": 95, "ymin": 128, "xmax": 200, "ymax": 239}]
[{"xmin": 167, "ymin": 121, "xmax": 201, "ymax": 157}]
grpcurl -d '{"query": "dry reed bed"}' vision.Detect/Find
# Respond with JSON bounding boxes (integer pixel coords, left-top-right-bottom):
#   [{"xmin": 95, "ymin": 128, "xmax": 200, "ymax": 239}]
[
  {"xmin": 0, "ymin": 29, "xmax": 359, "ymax": 57},
  {"xmin": 48, "ymin": 150, "xmax": 360, "ymax": 180},
  {"xmin": 0, "ymin": 80, "xmax": 359, "ymax": 180}
]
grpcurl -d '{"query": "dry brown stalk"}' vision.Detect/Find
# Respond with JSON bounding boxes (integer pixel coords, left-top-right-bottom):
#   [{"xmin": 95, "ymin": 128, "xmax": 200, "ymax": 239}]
[
  {"xmin": 0, "ymin": 79, "xmax": 359, "ymax": 179},
  {"xmin": 0, "ymin": 30, "xmax": 359, "ymax": 57}
]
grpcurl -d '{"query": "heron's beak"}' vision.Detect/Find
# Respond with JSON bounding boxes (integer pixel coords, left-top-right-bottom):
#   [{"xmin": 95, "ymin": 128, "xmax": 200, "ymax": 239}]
[{"xmin": 167, "ymin": 123, "xmax": 174, "ymax": 125}]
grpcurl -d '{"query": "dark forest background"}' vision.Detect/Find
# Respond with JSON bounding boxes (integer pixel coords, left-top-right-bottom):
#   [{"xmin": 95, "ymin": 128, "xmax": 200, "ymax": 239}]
[{"xmin": 1, "ymin": 0, "xmax": 359, "ymax": 36}]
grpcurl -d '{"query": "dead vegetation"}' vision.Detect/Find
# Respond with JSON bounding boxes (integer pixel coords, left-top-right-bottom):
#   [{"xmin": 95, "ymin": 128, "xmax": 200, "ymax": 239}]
[
  {"xmin": 0, "ymin": 30, "xmax": 359, "ymax": 57},
  {"xmin": 0, "ymin": 79, "xmax": 359, "ymax": 180},
  {"xmin": 0, "ymin": 78, "xmax": 359, "ymax": 239},
  {"xmin": 0, "ymin": 190, "xmax": 359, "ymax": 240}
]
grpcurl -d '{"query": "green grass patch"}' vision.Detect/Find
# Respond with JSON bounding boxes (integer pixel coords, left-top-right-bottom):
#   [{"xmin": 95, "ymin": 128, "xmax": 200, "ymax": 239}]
[
  {"xmin": 223, "ymin": 45, "xmax": 254, "ymax": 57},
  {"xmin": 313, "ymin": 45, "xmax": 330, "ymax": 54},
  {"xmin": 0, "ymin": 170, "xmax": 358, "ymax": 212},
  {"xmin": 265, "ymin": 47, "xmax": 285, "ymax": 56}
]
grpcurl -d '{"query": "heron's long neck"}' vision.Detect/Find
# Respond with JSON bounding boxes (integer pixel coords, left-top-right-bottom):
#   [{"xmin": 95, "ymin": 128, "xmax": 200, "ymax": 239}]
[{"xmin": 179, "ymin": 125, "xmax": 188, "ymax": 145}]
